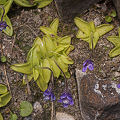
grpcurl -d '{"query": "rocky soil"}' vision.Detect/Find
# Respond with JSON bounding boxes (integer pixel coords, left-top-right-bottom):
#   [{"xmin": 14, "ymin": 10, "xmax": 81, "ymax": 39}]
[{"xmin": 0, "ymin": 0, "xmax": 120, "ymax": 120}]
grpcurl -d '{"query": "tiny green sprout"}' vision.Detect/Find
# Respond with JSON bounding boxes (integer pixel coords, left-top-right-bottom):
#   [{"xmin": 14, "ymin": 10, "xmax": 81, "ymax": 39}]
[
  {"xmin": 107, "ymin": 27, "xmax": 120, "ymax": 57},
  {"xmin": 74, "ymin": 17, "xmax": 114, "ymax": 49},
  {"xmin": 110, "ymin": 10, "xmax": 117, "ymax": 18},
  {"xmin": 1, "ymin": 56, "xmax": 7, "ymax": 63},
  {"xmin": 105, "ymin": 16, "xmax": 112, "ymax": 23},
  {"xmin": 105, "ymin": 10, "xmax": 117, "ymax": 23}
]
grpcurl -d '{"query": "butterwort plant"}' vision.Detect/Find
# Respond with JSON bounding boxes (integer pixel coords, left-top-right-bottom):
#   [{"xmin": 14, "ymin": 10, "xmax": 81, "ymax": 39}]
[
  {"xmin": 74, "ymin": 17, "xmax": 114, "ymax": 49},
  {"xmin": 11, "ymin": 18, "xmax": 74, "ymax": 91}
]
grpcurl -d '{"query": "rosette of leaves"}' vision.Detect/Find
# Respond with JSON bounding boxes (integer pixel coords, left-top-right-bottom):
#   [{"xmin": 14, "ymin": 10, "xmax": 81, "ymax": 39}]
[
  {"xmin": 0, "ymin": 84, "xmax": 11, "ymax": 107},
  {"xmin": 11, "ymin": 18, "xmax": 74, "ymax": 91},
  {"xmin": 74, "ymin": 17, "xmax": 114, "ymax": 49},
  {"xmin": 107, "ymin": 27, "xmax": 120, "ymax": 57},
  {"xmin": 0, "ymin": 0, "xmax": 53, "ymax": 36}
]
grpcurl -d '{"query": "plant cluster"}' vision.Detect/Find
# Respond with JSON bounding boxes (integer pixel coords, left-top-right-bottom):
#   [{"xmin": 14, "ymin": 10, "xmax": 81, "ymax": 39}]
[
  {"xmin": 0, "ymin": 0, "xmax": 53, "ymax": 36},
  {"xmin": 11, "ymin": 18, "xmax": 74, "ymax": 91},
  {"xmin": 1, "ymin": 3, "xmax": 120, "ymax": 119},
  {"xmin": 74, "ymin": 17, "xmax": 114, "ymax": 49}
]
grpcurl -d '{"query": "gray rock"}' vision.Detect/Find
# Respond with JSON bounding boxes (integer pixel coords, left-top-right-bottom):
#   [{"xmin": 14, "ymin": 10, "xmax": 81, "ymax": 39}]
[
  {"xmin": 77, "ymin": 74, "xmax": 120, "ymax": 120},
  {"xmin": 114, "ymin": 72, "xmax": 120, "ymax": 77},
  {"xmin": 55, "ymin": 0, "xmax": 100, "ymax": 21},
  {"xmin": 56, "ymin": 112, "xmax": 75, "ymax": 120}
]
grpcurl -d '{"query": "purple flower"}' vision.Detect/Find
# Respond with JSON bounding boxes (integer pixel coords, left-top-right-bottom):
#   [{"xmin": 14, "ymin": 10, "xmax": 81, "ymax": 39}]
[
  {"xmin": 0, "ymin": 21, "xmax": 8, "ymax": 31},
  {"xmin": 43, "ymin": 88, "xmax": 55, "ymax": 101},
  {"xmin": 117, "ymin": 84, "xmax": 120, "ymax": 89},
  {"xmin": 58, "ymin": 91, "xmax": 74, "ymax": 108},
  {"xmin": 82, "ymin": 59, "xmax": 94, "ymax": 72}
]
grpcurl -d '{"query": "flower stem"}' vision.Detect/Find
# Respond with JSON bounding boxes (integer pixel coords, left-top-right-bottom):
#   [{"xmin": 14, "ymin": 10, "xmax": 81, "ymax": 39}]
[{"xmin": 54, "ymin": 60, "xmax": 68, "ymax": 90}]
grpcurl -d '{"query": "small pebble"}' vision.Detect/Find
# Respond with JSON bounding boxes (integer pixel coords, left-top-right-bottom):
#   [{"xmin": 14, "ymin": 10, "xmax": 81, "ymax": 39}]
[
  {"xmin": 33, "ymin": 101, "xmax": 43, "ymax": 113},
  {"xmin": 56, "ymin": 112, "xmax": 75, "ymax": 120}
]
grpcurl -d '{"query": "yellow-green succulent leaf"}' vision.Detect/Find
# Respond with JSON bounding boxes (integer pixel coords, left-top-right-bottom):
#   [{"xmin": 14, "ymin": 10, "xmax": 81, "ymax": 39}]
[
  {"xmin": 22, "ymin": 74, "xmax": 33, "ymax": 84},
  {"xmin": 74, "ymin": 17, "xmax": 91, "ymax": 35},
  {"xmin": 37, "ymin": 0, "xmax": 53, "ymax": 8},
  {"xmin": 56, "ymin": 57, "xmax": 68, "ymax": 73},
  {"xmin": 33, "ymin": 37, "xmax": 47, "ymax": 58},
  {"xmin": 0, "ymin": 0, "xmax": 7, "ymax": 4},
  {"xmin": 33, "ymin": 68, "xmax": 39, "ymax": 81},
  {"xmin": 32, "ymin": 46, "xmax": 40, "ymax": 67},
  {"xmin": 92, "ymin": 32, "xmax": 100, "ymax": 49},
  {"xmin": 76, "ymin": 30, "xmax": 89, "ymax": 39},
  {"xmin": 109, "ymin": 46, "xmax": 120, "ymax": 57},
  {"xmin": 0, "ymin": 92, "xmax": 11, "ymax": 107},
  {"xmin": 43, "ymin": 36, "xmax": 55, "ymax": 52},
  {"xmin": 58, "ymin": 36, "xmax": 71, "ymax": 45},
  {"xmin": 3, "ymin": 15, "xmax": 13, "ymax": 36},
  {"xmin": 64, "ymin": 72, "xmax": 70, "ymax": 78},
  {"xmin": 0, "ymin": 113, "xmax": 3, "ymax": 120},
  {"xmin": 107, "ymin": 36, "xmax": 120, "ymax": 46},
  {"xmin": 49, "ymin": 59, "xmax": 60, "ymax": 78},
  {"xmin": 89, "ymin": 21, "xmax": 95, "ymax": 32},
  {"xmin": 42, "ymin": 59, "xmax": 51, "ymax": 83},
  {"xmin": 36, "ymin": 74, "xmax": 48, "ymax": 91},
  {"xmin": 119, "ymin": 27, "xmax": 120, "ymax": 37},
  {"xmin": 33, "ymin": 0, "xmax": 43, "ymax": 2},
  {"xmin": 11, "ymin": 62, "xmax": 32, "ymax": 74},
  {"xmin": 83, "ymin": 37, "xmax": 91, "ymax": 43},
  {"xmin": 60, "ymin": 55, "xmax": 74, "ymax": 64},
  {"xmin": 55, "ymin": 45, "xmax": 69, "ymax": 53},
  {"xmin": 0, "ymin": 84, "xmax": 7, "ymax": 94},
  {"xmin": 65, "ymin": 45, "xmax": 74, "ymax": 55},
  {"xmin": 96, "ymin": 24, "xmax": 114, "ymax": 37},
  {"xmin": 40, "ymin": 26, "xmax": 55, "ymax": 35},
  {"xmin": 14, "ymin": 0, "xmax": 36, "ymax": 7},
  {"xmin": 4, "ymin": 0, "xmax": 13, "ymax": 15},
  {"xmin": 50, "ymin": 18, "xmax": 59, "ymax": 34}
]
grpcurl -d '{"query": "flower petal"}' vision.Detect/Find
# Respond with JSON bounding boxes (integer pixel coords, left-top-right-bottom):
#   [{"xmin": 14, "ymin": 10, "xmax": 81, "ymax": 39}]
[
  {"xmin": 88, "ymin": 64, "xmax": 94, "ymax": 71},
  {"xmin": 70, "ymin": 99, "xmax": 74, "ymax": 105},
  {"xmin": 82, "ymin": 66, "xmax": 87, "ymax": 72},
  {"xmin": 60, "ymin": 93, "xmax": 67, "ymax": 99},
  {"xmin": 83, "ymin": 60, "xmax": 88, "ymax": 66},
  {"xmin": 51, "ymin": 93, "xmax": 56, "ymax": 101},
  {"xmin": 58, "ymin": 99, "xmax": 63, "ymax": 103},
  {"xmin": 44, "ymin": 96, "xmax": 50, "ymax": 101},
  {"xmin": 63, "ymin": 103, "xmax": 69, "ymax": 108}
]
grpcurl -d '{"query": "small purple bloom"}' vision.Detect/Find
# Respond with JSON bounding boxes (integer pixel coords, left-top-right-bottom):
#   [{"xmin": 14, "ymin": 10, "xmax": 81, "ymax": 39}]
[
  {"xmin": 0, "ymin": 21, "xmax": 8, "ymax": 31},
  {"xmin": 82, "ymin": 59, "xmax": 94, "ymax": 72},
  {"xmin": 43, "ymin": 88, "xmax": 55, "ymax": 101},
  {"xmin": 58, "ymin": 91, "xmax": 74, "ymax": 108},
  {"xmin": 117, "ymin": 84, "xmax": 120, "ymax": 89}
]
